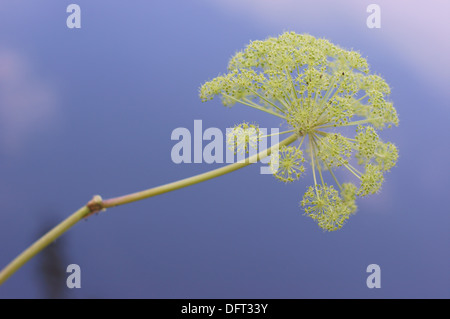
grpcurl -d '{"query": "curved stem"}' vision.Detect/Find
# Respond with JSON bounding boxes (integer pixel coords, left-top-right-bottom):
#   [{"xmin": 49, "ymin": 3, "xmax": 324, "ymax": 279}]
[
  {"xmin": 311, "ymin": 134, "xmax": 325, "ymax": 185},
  {"xmin": 222, "ymin": 94, "xmax": 286, "ymax": 119},
  {"xmin": 0, "ymin": 206, "xmax": 90, "ymax": 285},
  {"xmin": 103, "ymin": 134, "xmax": 297, "ymax": 208},
  {"xmin": 317, "ymin": 117, "xmax": 383, "ymax": 129},
  {"xmin": 0, "ymin": 134, "xmax": 298, "ymax": 285},
  {"xmin": 259, "ymin": 129, "xmax": 295, "ymax": 139},
  {"xmin": 247, "ymin": 89, "xmax": 287, "ymax": 116},
  {"xmin": 313, "ymin": 133, "xmax": 362, "ymax": 179},
  {"xmin": 325, "ymin": 161, "xmax": 341, "ymax": 190},
  {"xmin": 309, "ymin": 134, "xmax": 318, "ymax": 196}
]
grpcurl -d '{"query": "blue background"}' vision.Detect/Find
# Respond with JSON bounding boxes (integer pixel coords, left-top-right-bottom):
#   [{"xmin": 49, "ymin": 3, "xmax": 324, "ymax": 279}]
[{"xmin": 0, "ymin": 1, "xmax": 449, "ymax": 298}]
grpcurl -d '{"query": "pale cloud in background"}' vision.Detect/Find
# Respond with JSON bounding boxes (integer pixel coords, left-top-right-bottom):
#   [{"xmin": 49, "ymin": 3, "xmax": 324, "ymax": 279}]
[
  {"xmin": 0, "ymin": 49, "xmax": 58, "ymax": 154},
  {"xmin": 372, "ymin": 1, "xmax": 450, "ymax": 97},
  {"xmin": 207, "ymin": 0, "xmax": 450, "ymax": 99}
]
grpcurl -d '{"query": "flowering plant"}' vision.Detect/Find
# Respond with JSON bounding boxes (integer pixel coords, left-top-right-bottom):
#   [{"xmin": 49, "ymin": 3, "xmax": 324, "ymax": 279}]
[
  {"xmin": 0, "ymin": 32, "xmax": 398, "ymax": 285},
  {"xmin": 200, "ymin": 32, "xmax": 398, "ymax": 231}
]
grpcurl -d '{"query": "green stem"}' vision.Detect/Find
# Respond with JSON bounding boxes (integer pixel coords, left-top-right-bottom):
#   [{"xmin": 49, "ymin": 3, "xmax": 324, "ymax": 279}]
[
  {"xmin": 312, "ymin": 132, "xmax": 342, "ymax": 189},
  {"xmin": 313, "ymin": 130, "xmax": 328, "ymax": 137},
  {"xmin": 260, "ymin": 129, "xmax": 296, "ymax": 139},
  {"xmin": 222, "ymin": 94, "xmax": 286, "ymax": 119},
  {"xmin": 317, "ymin": 117, "xmax": 383, "ymax": 129},
  {"xmin": 313, "ymin": 132, "xmax": 362, "ymax": 179},
  {"xmin": 298, "ymin": 134, "xmax": 306, "ymax": 150},
  {"xmin": 0, "ymin": 206, "xmax": 90, "ymax": 285},
  {"xmin": 311, "ymin": 134, "xmax": 325, "ymax": 185},
  {"xmin": 276, "ymin": 97, "xmax": 292, "ymax": 111},
  {"xmin": 317, "ymin": 77, "xmax": 337, "ymax": 110},
  {"xmin": 343, "ymin": 136, "xmax": 357, "ymax": 142},
  {"xmin": 342, "ymin": 162, "xmax": 362, "ymax": 179},
  {"xmin": 282, "ymin": 90, "xmax": 293, "ymax": 105},
  {"xmin": 0, "ymin": 134, "xmax": 298, "ymax": 285},
  {"xmin": 354, "ymin": 93, "xmax": 368, "ymax": 104},
  {"xmin": 104, "ymin": 134, "xmax": 298, "ymax": 208},
  {"xmin": 285, "ymin": 68, "xmax": 298, "ymax": 100},
  {"xmin": 309, "ymin": 134, "xmax": 318, "ymax": 195},
  {"xmin": 325, "ymin": 161, "xmax": 341, "ymax": 190},
  {"xmin": 248, "ymin": 89, "xmax": 287, "ymax": 115}
]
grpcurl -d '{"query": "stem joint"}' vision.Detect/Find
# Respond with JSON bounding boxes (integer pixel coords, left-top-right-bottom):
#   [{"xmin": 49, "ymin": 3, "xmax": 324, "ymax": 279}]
[{"xmin": 86, "ymin": 195, "xmax": 105, "ymax": 218}]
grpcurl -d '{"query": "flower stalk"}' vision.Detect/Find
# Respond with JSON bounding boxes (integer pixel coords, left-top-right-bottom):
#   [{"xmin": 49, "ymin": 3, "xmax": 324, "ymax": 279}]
[{"xmin": 0, "ymin": 134, "xmax": 297, "ymax": 285}]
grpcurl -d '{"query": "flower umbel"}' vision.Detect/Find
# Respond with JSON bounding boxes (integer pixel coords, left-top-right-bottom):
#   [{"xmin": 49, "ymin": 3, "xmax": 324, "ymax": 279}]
[
  {"xmin": 301, "ymin": 184, "xmax": 351, "ymax": 232},
  {"xmin": 270, "ymin": 145, "xmax": 306, "ymax": 182},
  {"xmin": 200, "ymin": 32, "xmax": 399, "ymax": 231},
  {"xmin": 226, "ymin": 122, "xmax": 260, "ymax": 155}
]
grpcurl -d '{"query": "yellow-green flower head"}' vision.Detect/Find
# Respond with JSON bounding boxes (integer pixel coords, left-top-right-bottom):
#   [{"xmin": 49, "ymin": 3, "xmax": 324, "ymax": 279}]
[
  {"xmin": 357, "ymin": 164, "xmax": 384, "ymax": 196},
  {"xmin": 355, "ymin": 125, "xmax": 379, "ymax": 164},
  {"xmin": 375, "ymin": 142, "xmax": 398, "ymax": 172},
  {"xmin": 200, "ymin": 32, "xmax": 399, "ymax": 231},
  {"xmin": 270, "ymin": 145, "xmax": 305, "ymax": 182},
  {"xmin": 226, "ymin": 122, "xmax": 260, "ymax": 155},
  {"xmin": 316, "ymin": 133, "xmax": 353, "ymax": 167},
  {"xmin": 301, "ymin": 184, "xmax": 351, "ymax": 232}
]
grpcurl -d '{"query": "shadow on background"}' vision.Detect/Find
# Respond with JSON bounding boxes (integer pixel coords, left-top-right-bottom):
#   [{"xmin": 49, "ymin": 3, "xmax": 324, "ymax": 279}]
[{"xmin": 35, "ymin": 213, "xmax": 69, "ymax": 299}]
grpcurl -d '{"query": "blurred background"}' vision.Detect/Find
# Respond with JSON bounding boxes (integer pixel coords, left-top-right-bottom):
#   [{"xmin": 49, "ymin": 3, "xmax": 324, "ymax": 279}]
[{"xmin": 0, "ymin": 0, "xmax": 449, "ymax": 298}]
